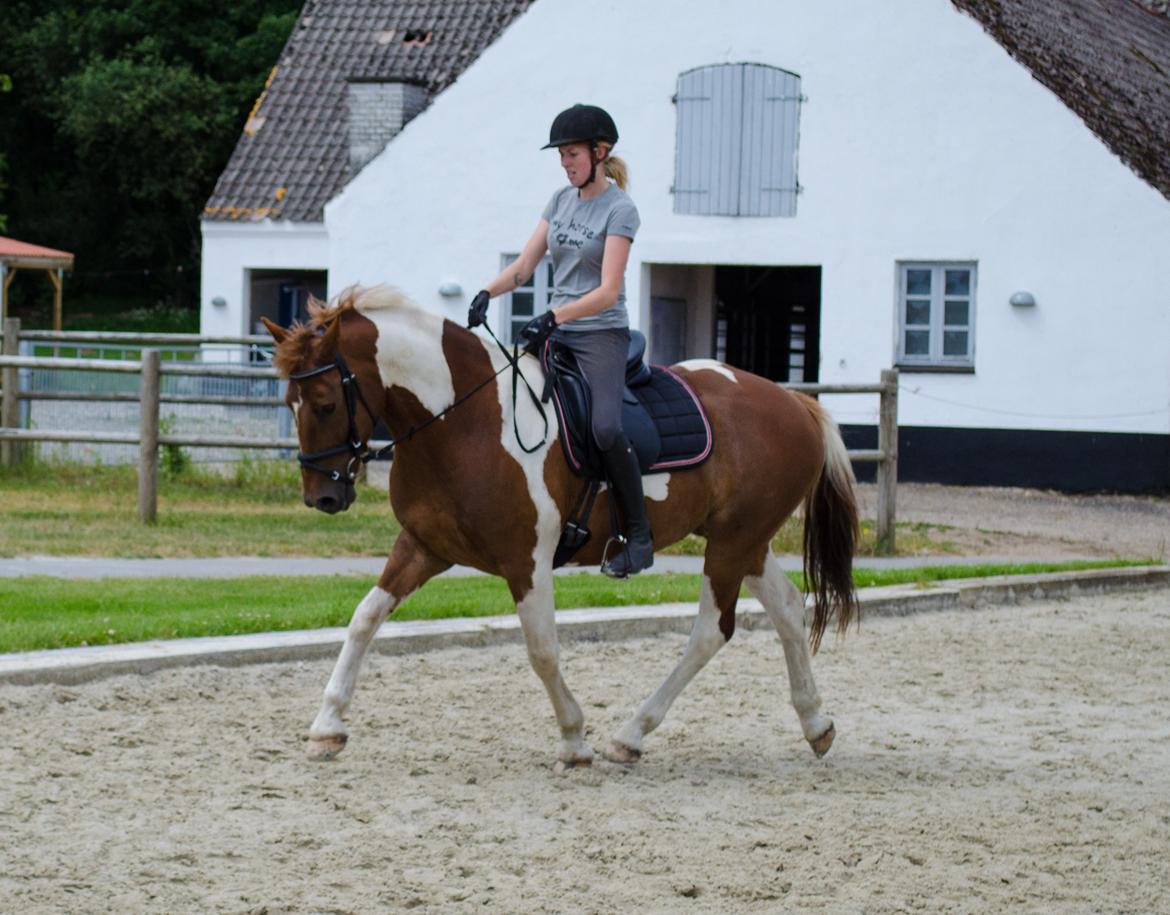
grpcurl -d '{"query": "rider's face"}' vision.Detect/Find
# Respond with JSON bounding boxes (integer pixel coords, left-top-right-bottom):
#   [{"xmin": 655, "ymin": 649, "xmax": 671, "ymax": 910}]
[{"xmin": 558, "ymin": 143, "xmax": 595, "ymax": 187}]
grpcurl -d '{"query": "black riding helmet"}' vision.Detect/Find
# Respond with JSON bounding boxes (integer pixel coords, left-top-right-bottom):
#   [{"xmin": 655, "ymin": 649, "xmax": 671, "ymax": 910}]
[{"xmin": 543, "ymin": 104, "xmax": 619, "ymax": 188}]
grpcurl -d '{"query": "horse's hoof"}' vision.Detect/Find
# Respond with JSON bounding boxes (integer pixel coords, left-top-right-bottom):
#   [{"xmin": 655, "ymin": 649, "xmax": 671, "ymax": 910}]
[
  {"xmin": 553, "ymin": 757, "xmax": 593, "ymax": 774},
  {"xmin": 305, "ymin": 734, "xmax": 348, "ymax": 761},
  {"xmin": 809, "ymin": 722, "xmax": 836, "ymax": 758},
  {"xmin": 604, "ymin": 740, "xmax": 643, "ymax": 764}
]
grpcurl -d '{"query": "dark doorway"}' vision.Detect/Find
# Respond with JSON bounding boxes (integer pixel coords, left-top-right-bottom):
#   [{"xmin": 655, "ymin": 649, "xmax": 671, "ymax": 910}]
[
  {"xmin": 714, "ymin": 266, "xmax": 821, "ymax": 382},
  {"xmin": 248, "ymin": 269, "xmax": 327, "ymax": 333}
]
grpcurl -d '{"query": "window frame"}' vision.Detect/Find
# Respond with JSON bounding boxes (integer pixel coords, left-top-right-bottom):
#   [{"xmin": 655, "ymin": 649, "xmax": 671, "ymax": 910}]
[
  {"xmin": 895, "ymin": 261, "xmax": 977, "ymax": 372},
  {"xmin": 500, "ymin": 253, "xmax": 554, "ymax": 345}
]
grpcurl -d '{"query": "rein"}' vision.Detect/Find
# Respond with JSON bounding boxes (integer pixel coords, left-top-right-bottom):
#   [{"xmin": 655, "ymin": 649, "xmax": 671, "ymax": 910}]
[{"xmin": 288, "ymin": 324, "xmax": 548, "ymax": 483}]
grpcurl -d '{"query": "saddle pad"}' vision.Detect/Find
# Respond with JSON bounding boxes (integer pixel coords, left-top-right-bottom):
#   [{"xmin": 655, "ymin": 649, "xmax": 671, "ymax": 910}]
[{"xmin": 633, "ymin": 366, "xmax": 713, "ymax": 471}]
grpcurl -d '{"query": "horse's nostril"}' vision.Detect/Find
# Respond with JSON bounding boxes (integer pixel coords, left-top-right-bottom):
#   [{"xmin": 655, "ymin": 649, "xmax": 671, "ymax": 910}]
[{"xmin": 315, "ymin": 495, "xmax": 340, "ymax": 514}]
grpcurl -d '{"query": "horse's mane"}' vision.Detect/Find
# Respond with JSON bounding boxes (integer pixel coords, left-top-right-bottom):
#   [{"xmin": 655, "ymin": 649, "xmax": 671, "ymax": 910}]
[{"xmin": 271, "ymin": 284, "xmax": 414, "ymax": 377}]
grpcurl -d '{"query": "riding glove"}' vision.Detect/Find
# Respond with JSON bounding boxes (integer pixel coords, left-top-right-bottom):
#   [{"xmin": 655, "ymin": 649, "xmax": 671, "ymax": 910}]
[
  {"xmin": 520, "ymin": 309, "xmax": 558, "ymax": 349},
  {"xmin": 467, "ymin": 289, "xmax": 490, "ymax": 328}
]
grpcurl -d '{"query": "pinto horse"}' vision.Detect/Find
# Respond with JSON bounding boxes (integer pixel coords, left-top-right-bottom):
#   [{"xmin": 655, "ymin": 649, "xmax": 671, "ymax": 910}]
[{"xmin": 264, "ymin": 285, "xmax": 859, "ymax": 767}]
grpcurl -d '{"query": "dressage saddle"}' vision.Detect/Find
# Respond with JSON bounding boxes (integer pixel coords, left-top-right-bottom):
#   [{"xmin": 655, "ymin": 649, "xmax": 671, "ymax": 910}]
[{"xmin": 539, "ymin": 330, "xmax": 713, "ymax": 567}]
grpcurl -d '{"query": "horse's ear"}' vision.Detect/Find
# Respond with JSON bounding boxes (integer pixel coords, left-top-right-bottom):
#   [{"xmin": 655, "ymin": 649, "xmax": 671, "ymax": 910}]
[
  {"xmin": 260, "ymin": 316, "xmax": 289, "ymax": 343},
  {"xmin": 319, "ymin": 314, "xmax": 342, "ymax": 355}
]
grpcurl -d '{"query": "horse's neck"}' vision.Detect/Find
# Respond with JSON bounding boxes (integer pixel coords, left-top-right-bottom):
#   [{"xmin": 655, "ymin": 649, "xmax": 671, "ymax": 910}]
[{"xmin": 367, "ymin": 307, "xmax": 456, "ymax": 421}]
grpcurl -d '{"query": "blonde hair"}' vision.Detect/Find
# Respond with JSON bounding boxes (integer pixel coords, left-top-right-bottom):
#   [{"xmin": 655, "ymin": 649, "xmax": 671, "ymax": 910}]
[{"xmin": 597, "ymin": 142, "xmax": 629, "ymax": 190}]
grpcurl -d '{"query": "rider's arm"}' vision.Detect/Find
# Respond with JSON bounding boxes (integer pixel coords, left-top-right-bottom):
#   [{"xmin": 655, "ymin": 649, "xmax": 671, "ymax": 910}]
[
  {"xmin": 484, "ymin": 221, "xmax": 549, "ymax": 297},
  {"xmin": 551, "ymin": 235, "xmax": 632, "ymax": 325}
]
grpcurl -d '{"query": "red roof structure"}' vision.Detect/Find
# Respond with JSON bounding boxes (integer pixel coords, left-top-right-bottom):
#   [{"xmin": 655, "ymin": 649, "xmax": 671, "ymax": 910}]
[{"xmin": 0, "ymin": 235, "xmax": 75, "ymax": 329}]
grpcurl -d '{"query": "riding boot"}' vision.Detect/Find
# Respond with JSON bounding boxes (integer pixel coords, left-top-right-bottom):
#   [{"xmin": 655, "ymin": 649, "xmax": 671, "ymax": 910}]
[{"xmin": 600, "ymin": 436, "xmax": 654, "ymax": 578}]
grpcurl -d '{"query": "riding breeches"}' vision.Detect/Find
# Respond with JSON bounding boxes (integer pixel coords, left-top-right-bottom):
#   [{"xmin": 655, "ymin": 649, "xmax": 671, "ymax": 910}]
[{"xmin": 550, "ymin": 326, "xmax": 630, "ymax": 452}]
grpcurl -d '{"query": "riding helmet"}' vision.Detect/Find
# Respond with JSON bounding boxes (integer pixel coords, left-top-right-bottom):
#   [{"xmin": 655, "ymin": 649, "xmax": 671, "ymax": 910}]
[{"xmin": 541, "ymin": 104, "xmax": 619, "ymax": 149}]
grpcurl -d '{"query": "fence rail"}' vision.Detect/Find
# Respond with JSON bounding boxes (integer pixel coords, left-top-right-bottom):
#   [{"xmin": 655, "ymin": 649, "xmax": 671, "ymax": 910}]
[{"xmin": 0, "ymin": 319, "xmax": 899, "ymax": 551}]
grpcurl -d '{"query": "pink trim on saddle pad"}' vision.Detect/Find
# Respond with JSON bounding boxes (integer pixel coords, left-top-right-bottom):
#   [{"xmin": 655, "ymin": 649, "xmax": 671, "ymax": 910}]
[{"xmin": 647, "ymin": 366, "xmax": 713, "ymax": 471}]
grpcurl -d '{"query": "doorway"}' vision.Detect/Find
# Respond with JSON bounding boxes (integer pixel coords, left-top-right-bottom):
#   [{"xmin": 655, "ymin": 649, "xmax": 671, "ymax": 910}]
[{"xmin": 714, "ymin": 266, "xmax": 821, "ymax": 383}]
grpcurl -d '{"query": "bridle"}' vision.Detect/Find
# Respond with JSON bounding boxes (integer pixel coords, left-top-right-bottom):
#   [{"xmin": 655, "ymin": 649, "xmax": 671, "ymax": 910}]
[
  {"xmin": 288, "ymin": 353, "xmax": 383, "ymax": 483},
  {"xmin": 287, "ymin": 324, "xmax": 547, "ymax": 484}
]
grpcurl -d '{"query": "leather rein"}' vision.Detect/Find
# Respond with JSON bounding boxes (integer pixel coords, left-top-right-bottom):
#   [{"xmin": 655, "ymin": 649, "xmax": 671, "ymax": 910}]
[{"xmin": 287, "ymin": 325, "xmax": 547, "ymax": 483}]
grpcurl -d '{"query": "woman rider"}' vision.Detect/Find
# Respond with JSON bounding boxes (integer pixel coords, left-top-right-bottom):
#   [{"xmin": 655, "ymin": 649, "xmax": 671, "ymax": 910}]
[{"xmin": 467, "ymin": 104, "xmax": 652, "ymax": 578}]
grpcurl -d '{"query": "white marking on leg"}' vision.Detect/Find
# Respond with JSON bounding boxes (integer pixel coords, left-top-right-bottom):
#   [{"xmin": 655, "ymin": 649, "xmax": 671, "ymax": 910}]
[
  {"xmin": 516, "ymin": 573, "xmax": 592, "ymax": 765},
  {"xmin": 676, "ymin": 358, "xmax": 738, "ymax": 383},
  {"xmin": 745, "ymin": 553, "xmax": 832, "ymax": 742},
  {"xmin": 643, "ymin": 473, "xmax": 670, "ymax": 502},
  {"xmin": 612, "ymin": 575, "xmax": 727, "ymax": 755},
  {"xmin": 309, "ymin": 585, "xmax": 398, "ymax": 741}
]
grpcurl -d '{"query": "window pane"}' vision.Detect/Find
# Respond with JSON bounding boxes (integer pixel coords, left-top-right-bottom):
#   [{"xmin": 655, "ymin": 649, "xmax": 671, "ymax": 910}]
[
  {"xmin": 905, "ymin": 298, "xmax": 931, "ymax": 325},
  {"xmin": 511, "ymin": 319, "xmax": 529, "ymax": 342},
  {"xmin": 904, "ymin": 330, "xmax": 930, "ymax": 355},
  {"xmin": 906, "ymin": 269, "xmax": 931, "ymax": 296},
  {"xmin": 944, "ymin": 299, "xmax": 969, "ymax": 326},
  {"xmin": 546, "ymin": 261, "xmax": 555, "ymax": 287},
  {"xmin": 512, "ymin": 291, "xmax": 534, "ymax": 317},
  {"xmin": 943, "ymin": 330, "xmax": 969, "ymax": 356},
  {"xmin": 945, "ymin": 269, "xmax": 970, "ymax": 296}
]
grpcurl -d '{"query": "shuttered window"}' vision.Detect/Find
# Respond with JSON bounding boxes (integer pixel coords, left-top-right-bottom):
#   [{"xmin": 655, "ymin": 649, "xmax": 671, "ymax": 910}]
[{"xmin": 673, "ymin": 63, "xmax": 802, "ymax": 217}]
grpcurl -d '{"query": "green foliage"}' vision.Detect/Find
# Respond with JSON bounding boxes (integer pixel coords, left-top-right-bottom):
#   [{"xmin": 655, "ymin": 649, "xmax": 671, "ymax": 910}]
[
  {"xmin": 0, "ymin": 1, "xmax": 299, "ymax": 311},
  {"xmin": 157, "ymin": 414, "xmax": 190, "ymax": 477}
]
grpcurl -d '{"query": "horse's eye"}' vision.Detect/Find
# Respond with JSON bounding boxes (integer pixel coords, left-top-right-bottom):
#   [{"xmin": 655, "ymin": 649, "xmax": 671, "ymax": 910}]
[{"xmin": 314, "ymin": 402, "xmax": 337, "ymax": 418}]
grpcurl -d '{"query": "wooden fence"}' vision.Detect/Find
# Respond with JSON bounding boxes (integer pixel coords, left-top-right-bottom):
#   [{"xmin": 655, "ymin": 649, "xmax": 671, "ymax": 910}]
[{"xmin": 0, "ymin": 318, "xmax": 899, "ymax": 551}]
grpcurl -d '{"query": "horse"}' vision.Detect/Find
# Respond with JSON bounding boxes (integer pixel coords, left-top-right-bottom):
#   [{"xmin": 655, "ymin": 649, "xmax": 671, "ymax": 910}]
[{"xmin": 263, "ymin": 284, "xmax": 860, "ymax": 769}]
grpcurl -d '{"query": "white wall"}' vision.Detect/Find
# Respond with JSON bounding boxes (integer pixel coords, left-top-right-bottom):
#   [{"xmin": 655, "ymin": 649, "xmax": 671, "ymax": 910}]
[
  {"xmin": 320, "ymin": 0, "xmax": 1170, "ymax": 436},
  {"xmin": 200, "ymin": 221, "xmax": 329, "ymax": 336}
]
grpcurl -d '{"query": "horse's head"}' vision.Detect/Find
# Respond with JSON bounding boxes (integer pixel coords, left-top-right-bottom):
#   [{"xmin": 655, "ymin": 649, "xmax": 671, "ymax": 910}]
[{"xmin": 264, "ymin": 296, "xmax": 381, "ymax": 514}]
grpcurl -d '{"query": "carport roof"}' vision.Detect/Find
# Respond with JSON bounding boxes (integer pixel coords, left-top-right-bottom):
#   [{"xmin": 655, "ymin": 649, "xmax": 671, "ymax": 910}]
[
  {"xmin": 0, "ymin": 235, "xmax": 75, "ymax": 270},
  {"xmin": 951, "ymin": 0, "xmax": 1170, "ymax": 201},
  {"xmin": 203, "ymin": 0, "xmax": 536, "ymax": 224}
]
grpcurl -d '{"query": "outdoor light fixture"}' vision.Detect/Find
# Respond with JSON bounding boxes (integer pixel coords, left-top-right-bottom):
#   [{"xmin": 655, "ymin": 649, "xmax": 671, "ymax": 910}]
[
  {"xmin": 1009, "ymin": 291, "xmax": 1036, "ymax": 307},
  {"xmin": 211, "ymin": 296, "xmax": 227, "ymax": 307},
  {"xmin": 438, "ymin": 281, "xmax": 463, "ymax": 297}
]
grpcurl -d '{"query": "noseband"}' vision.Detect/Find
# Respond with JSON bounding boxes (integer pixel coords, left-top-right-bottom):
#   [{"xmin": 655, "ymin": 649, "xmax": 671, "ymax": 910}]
[{"xmin": 288, "ymin": 354, "xmax": 382, "ymax": 483}]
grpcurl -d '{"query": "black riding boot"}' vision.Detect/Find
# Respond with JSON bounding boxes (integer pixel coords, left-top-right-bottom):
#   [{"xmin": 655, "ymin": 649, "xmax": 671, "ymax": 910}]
[{"xmin": 600, "ymin": 436, "xmax": 654, "ymax": 578}]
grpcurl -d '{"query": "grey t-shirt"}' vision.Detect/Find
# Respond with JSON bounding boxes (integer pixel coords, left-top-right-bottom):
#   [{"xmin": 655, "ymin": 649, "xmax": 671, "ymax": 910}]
[{"xmin": 541, "ymin": 182, "xmax": 640, "ymax": 332}]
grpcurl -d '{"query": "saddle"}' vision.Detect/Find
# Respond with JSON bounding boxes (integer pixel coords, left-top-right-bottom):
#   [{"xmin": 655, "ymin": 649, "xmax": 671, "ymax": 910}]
[
  {"xmin": 540, "ymin": 330, "xmax": 713, "ymax": 480},
  {"xmin": 539, "ymin": 330, "xmax": 713, "ymax": 567}
]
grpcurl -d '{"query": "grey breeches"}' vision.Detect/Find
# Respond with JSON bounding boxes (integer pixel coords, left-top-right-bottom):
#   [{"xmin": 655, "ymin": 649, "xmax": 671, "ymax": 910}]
[{"xmin": 551, "ymin": 326, "xmax": 629, "ymax": 452}]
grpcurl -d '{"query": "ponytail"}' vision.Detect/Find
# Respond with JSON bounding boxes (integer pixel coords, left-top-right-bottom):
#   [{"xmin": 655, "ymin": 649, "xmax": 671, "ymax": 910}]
[{"xmin": 596, "ymin": 142, "xmax": 629, "ymax": 190}]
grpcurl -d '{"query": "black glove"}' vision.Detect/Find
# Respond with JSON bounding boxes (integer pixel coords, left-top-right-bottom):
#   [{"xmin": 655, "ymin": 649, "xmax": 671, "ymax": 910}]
[
  {"xmin": 467, "ymin": 289, "xmax": 490, "ymax": 328},
  {"xmin": 519, "ymin": 309, "xmax": 558, "ymax": 350}
]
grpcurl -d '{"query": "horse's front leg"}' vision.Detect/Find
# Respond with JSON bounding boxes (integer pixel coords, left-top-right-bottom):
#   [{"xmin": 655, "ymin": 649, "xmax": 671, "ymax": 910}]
[
  {"xmin": 307, "ymin": 531, "xmax": 449, "ymax": 760},
  {"xmin": 510, "ymin": 567, "xmax": 593, "ymax": 770}
]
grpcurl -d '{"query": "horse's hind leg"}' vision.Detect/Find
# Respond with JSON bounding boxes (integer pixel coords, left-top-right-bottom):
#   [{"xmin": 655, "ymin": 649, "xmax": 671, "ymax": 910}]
[
  {"xmin": 745, "ymin": 552, "xmax": 836, "ymax": 757},
  {"xmin": 607, "ymin": 568, "xmax": 740, "ymax": 763},
  {"xmin": 306, "ymin": 531, "xmax": 449, "ymax": 760}
]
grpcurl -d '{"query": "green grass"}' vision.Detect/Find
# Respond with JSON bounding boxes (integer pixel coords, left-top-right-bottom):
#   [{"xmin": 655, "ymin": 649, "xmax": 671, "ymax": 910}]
[{"xmin": 0, "ymin": 560, "xmax": 1147, "ymax": 654}]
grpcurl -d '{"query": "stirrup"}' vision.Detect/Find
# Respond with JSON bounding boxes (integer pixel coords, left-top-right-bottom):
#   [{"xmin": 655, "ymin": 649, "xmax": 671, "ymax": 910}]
[{"xmin": 600, "ymin": 534, "xmax": 630, "ymax": 579}]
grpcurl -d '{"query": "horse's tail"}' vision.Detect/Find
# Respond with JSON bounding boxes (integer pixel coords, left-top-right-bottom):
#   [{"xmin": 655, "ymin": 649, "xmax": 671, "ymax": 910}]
[{"xmin": 797, "ymin": 393, "xmax": 861, "ymax": 653}]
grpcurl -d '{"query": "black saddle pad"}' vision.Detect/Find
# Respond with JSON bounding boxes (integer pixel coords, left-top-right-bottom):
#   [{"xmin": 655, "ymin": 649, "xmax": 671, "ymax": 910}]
[{"xmin": 542, "ymin": 338, "xmax": 713, "ymax": 479}]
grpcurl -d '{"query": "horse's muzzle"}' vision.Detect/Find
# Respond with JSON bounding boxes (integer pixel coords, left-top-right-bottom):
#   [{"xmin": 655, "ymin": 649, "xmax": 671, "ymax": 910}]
[{"xmin": 306, "ymin": 481, "xmax": 357, "ymax": 514}]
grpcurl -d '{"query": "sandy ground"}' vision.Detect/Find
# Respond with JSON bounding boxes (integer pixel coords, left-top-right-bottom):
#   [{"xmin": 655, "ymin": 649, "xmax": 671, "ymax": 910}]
[{"xmin": 2, "ymin": 589, "xmax": 1169, "ymax": 913}]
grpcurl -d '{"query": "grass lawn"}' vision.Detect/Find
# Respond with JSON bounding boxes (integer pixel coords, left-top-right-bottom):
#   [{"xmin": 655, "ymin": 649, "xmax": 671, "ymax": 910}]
[
  {"xmin": 0, "ymin": 560, "xmax": 1145, "ymax": 654},
  {"xmin": 0, "ymin": 461, "xmax": 945, "ymax": 559}
]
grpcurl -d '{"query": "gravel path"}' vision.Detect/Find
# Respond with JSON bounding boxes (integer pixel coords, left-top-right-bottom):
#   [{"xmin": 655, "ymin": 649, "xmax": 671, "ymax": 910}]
[
  {"xmin": 2, "ymin": 589, "xmax": 1168, "ymax": 913},
  {"xmin": 856, "ymin": 483, "xmax": 1170, "ymax": 560}
]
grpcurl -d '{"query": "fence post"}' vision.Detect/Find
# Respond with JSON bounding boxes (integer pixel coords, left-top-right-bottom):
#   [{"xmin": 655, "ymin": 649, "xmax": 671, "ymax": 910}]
[
  {"xmin": 875, "ymin": 368, "xmax": 899, "ymax": 555},
  {"xmin": 138, "ymin": 349, "xmax": 161, "ymax": 523},
  {"xmin": 1, "ymin": 318, "xmax": 20, "ymax": 467}
]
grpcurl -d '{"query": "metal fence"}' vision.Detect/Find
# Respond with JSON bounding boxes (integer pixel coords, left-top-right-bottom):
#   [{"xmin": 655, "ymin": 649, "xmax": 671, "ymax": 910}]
[{"xmin": 0, "ymin": 318, "xmax": 899, "ymax": 551}]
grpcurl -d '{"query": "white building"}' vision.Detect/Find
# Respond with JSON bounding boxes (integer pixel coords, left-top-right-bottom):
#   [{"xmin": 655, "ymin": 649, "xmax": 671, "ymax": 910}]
[{"xmin": 201, "ymin": 0, "xmax": 1170, "ymax": 491}]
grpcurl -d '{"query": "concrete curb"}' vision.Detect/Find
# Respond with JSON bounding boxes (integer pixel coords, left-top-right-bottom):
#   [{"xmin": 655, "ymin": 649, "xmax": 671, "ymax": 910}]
[{"xmin": 1, "ymin": 565, "xmax": 1167, "ymax": 687}]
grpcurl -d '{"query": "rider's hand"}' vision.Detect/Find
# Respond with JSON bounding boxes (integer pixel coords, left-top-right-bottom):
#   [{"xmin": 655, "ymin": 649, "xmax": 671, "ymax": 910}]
[
  {"xmin": 519, "ymin": 309, "xmax": 558, "ymax": 350},
  {"xmin": 467, "ymin": 289, "xmax": 490, "ymax": 328}
]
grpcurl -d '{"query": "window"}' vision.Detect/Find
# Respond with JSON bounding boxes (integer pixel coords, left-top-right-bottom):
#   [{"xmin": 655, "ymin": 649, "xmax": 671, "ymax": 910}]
[
  {"xmin": 673, "ymin": 63, "xmax": 802, "ymax": 217},
  {"xmin": 501, "ymin": 254, "xmax": 554, "ymax": 344},
  {"xmin": 896, "ymin": 262, "xmax": 976, "ymax": 370}
]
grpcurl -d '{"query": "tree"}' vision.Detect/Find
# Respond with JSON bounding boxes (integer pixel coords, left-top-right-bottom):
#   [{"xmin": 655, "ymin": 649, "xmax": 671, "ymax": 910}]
[{"xmin": 0, "ymin": 0, "xmax": 299, "ymax": 309}]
